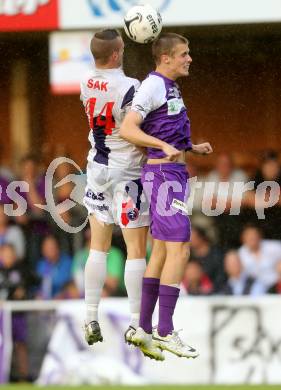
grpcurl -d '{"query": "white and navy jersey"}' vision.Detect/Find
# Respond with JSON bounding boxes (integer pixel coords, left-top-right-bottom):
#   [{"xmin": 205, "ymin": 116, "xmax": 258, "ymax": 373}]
[
  {"xmin": 131, "ymin": 71, "xmax": 192, "ymax": 159},
  {"xmin": 81, "ymin": 68, "xmax": 145, "ymax": 168}
]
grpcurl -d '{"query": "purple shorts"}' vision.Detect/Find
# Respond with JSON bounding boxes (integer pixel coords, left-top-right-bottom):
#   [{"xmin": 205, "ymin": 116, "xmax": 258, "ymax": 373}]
[{"xmin": 141, "ymin": 163, "xmax": 191, "ymax": 242}]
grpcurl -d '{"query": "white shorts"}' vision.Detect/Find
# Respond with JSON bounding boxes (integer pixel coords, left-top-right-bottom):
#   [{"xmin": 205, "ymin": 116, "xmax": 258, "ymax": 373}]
[{"xmin": 83, "ymin": 161, "xmax": 150, "ymax": 228}]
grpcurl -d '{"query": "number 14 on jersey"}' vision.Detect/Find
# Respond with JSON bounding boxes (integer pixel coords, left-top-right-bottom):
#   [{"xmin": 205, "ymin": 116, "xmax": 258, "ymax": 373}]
[{"xmin": 85, "ymin": 98, "xmax": 115, "ymax": 135}]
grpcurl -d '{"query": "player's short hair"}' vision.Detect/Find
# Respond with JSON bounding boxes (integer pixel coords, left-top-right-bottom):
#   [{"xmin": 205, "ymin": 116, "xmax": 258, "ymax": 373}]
[
  {"xmin": 152, "ymin": 32, "xmax": 189, "ymax": 65},
  {"xmin": 90, "ymin": 29, "xmax": 122, "ymax": 65}
]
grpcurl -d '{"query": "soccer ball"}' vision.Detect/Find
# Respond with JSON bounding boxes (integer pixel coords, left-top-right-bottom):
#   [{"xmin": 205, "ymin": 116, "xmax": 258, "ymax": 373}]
[{"xmin": 124, "ymin": 4, "xmax": 162, "ymax": 44}]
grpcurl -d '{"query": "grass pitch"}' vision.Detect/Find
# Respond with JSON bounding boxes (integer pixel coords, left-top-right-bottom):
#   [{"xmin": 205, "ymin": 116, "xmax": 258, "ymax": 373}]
[{"xmin": 1, "ymin": 386, "xmax": 280, "ymax": 390}]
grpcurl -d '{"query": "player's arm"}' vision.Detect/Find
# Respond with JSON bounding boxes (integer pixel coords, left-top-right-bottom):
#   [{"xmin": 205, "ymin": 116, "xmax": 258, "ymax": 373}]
[
  {"xmin": 191, "ymin": 142, "xmax": 213, "ymax": 155},
  {"xmin": 120, "ymin": 111, "xmax": 180, "ymax": 160},
  {"xmin": 120, "ymin": 76, "xmax": 181, "ymax": 160},
  {"xmin": 120, "ymin": 111, "xmax": 164, "ymax": 149}
]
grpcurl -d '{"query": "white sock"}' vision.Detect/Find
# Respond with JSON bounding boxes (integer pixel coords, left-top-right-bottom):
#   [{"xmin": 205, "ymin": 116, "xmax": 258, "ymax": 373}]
[
  {"xmin": 84, "ymin": 249, "xmax": 107, "ymax": 324},
  {"xmin": 124, "ymin": 258, "xmax": 146, "ymax": 328},
  {"xmin": 168, "ymin": 284, "xmax": 180, "ymax": 289}
]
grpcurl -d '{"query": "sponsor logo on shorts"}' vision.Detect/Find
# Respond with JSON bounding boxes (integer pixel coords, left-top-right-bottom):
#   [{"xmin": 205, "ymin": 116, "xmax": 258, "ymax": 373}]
[
  {"xmin": 84, "ymin": 199, "xmax": 109, "ymax": 212},
  {"xmin": 127, "ymin": 207, "xmax": 139, "ymax": 221},
  {"xmin": 171, "ymin": 198, "xmax": 188, "ymax": 214},
  {"xmin": 86, "ymin": 189, "xmax": 105, "ymax": 201}
]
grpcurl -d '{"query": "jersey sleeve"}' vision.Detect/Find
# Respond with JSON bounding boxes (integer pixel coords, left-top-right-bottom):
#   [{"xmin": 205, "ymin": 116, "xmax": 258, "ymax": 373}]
[
  {"xmin": 119, "ymin": 79, "xmax": 140, "ymax": 119},
  {"xmin": 80, "ymin": 82, "xmax": 87, "ymax": 105},
  {"xmin": 131, "ymin": 75, "xmax": 166, "ymax": 120},
  {"xmin": 186, "ymin": 136, "xmax": 193, "ymax": 151}
]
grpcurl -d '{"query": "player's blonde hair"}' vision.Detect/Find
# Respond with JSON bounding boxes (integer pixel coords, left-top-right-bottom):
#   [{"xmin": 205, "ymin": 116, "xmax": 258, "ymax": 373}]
[
  {"xmin": 152, "ymin": 33, "xmax": 189, "ymax": 65},
  {"xmin": 90, "ymin": 29, "xmax": 122, "ymax": 65}
]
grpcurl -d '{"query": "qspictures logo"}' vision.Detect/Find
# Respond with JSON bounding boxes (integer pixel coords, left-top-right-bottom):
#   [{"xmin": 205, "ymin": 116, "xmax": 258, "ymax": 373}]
[{"xmin": 0, "ymin": 156, "xmax": 280, "ymax": 233}]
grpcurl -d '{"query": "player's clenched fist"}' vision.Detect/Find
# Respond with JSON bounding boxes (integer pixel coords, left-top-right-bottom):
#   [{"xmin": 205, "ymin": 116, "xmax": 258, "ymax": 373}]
[
  {"xmin": 162, "ymin": 143, "xmax": 182, "ymax": 161},
  {"xmin": 192, "ymin": 142, "xmax": 213, "ymax": 155}
]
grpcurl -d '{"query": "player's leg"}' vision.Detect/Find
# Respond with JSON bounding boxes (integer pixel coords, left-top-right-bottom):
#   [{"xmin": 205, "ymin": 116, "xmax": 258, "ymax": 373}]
[
  {"xmin": 84, "ymin": 216, "xmax": 113, "ymax": 345},
  {"xmin": 129, "ymin": 238, "xmax": 166, "ymax": 361},
  {"xmin": 122, "ymin": 226, "xmax": 163, "ymax": 357},
  {"xmin": 116, "ymin": 172, "xmax": 163, "ymax": 360},
  {"xmin": 153, "ymin": 240, "xmax": 199, "ymax": 358},
  {"xmin": 122, "ymin": 226, "xmax": 147, "ymax": 332},
  {"xmin": 138, "ymin": 239, "xmax": 166, "ymax": 333},
  {"xmin": 113, "ymin": 172, "xmax": 149, "ymax": 334},
  {"xmin": 158, "ymin": 240, "xmax": 189, "ymax": 335}
]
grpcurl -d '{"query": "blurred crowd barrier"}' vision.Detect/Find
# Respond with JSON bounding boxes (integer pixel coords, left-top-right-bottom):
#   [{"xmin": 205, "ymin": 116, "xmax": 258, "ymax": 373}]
[{"xmin": 1, "ymin": 297, "xmax": 281, "ymax": 385}]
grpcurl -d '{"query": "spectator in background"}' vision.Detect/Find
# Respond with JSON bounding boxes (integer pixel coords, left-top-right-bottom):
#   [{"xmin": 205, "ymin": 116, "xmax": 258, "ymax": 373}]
[
  {"xmin": 16, "ymin": 154, "xmax": 50, "ymax": 265},
  {"xmin": 51, "ymin": 158, "xmax": 87, "ymax": 256},
  {"xmin": 0, "ymin": 204, "xmax": 25, "ymax": 260},
  {"xmin": 0, "ymin": 174, "xmax": 12, "ymax": 205},
  {"xmin": 238, "ymin": 225, "xmax": 281, "ymax": 292},
  {"xmin": 220, "ymin": 250, "xmax": 265, "ymax": 295},
  {"xmin": 36, "ymin": 235, "xmax": 72, "ymax": 299},
  {"xmin": 72, "ymin": 228, "xmax": 126, "ymax": 297},
  {"xmin": 182, "ymin": 260, "xmax": 213, "ymax": 295},
  {"xmin": 190, "ymin": 226, "xmax": 225, "ymax": 292},
  {"xmin": 243, "ymin": 150, "xmax": 281, "ymax": 240},
  {"xmin": 0, "ymin": 244, "xmax": 29, "ymax": 381},
  {"xmin": 205, "ymin": 153, "xmax": 248, "ymax": 249},
  {"xmin": 268, "ymin": 261, "xmax": 281, "ymax": 294},
  {"xmin": 0, "ymin": 145, "xmax": 15, "ymax": 182},
  {"xmin": 187, "ymin": 161, "xmax": 215, "ymax": 236},
  {"xmin": 0, "ymin": 244, "xmax": 28, "ymax": 300}
]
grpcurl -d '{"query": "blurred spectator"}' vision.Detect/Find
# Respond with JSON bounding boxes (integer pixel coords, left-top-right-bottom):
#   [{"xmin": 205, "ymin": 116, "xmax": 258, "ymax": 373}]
[
  {"xmin": 205, "ymin": 153, "xmax": 248, "ymax": 248},
  {"xmin": 0, "ymin": 244, "xmax": 27, "ymax": 300},
  {"xmin": 16, "ymin": 154, "xmax": 50, "ymax": 265},
  {"xmin": 187, "ymin": 161, "xmax": 216, "ymax": 237},
  {"xmin": 36, "ymin": 235, "xmax": 72, "ymax": 299},
  {"xmin": 182, "ymin": 260, "xmax": 213, "ymax": 295},
  {"xmin": 243, "ymin": 150, "xmax": 281, "ymax": 240},
  {"xmin": 0, "ymin": 174, "xmax": 12, "ymax": 205},
  {"xmin": 238, "ymin": 225, "xmax": 281, "ymax": 291},
  {"xmin": 55, "ymin": 280, "xmax": 81, "ymax": 299},
  {"xmin": 220, "ymin": 250, "xmax": 265, "ymax": 295},
  {"xmin": 0, "ymin": 204, "xmax": 25, "ymax": 259},
  {"xmin": 267, "ymin": 261, "xmax": 281, "ymax": 294},
  {"xmin": 72, "ymin": 228, "xmax": 126, "ymax": 297},
  {"xmin": 190, "ymin": 226, "xmax": 225, "ymax": 292},
  {"xmin": 0, "ymin": 147, "xmax": 14, "ymax": 182},
  {"xmin": 0, "ymin": 244, "xmax": 29, "ymax": 381},
  {"xmin": 51, "ymin": 159, "xmax": 87, "ymax": 255}
]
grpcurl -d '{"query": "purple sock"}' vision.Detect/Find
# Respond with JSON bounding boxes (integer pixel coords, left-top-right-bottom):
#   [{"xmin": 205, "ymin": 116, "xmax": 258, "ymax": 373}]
[
  {"xmin": 139, "ymin": 277, "xmax": 160, "ymax": 334},
  {"xmin": 158, "ymin": 285, "xmax": 180, "ymax": 337}
]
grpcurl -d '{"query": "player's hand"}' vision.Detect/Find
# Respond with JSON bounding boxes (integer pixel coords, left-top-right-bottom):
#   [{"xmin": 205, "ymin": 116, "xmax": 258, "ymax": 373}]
[
  {"xmin": 192, "ymin": 142, "xmax": 213, "ymax": 155},
  {"xmin": 162, "ymin": 143, "xmax": 181, "ymax": 161}
]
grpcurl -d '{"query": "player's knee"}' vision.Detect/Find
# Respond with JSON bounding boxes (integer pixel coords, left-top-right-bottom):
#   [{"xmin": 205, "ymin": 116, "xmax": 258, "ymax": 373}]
[
  {"xmin": 167, "ymin": 242, "xmax": 190, "ymax": 262},
  {"xmin": 127, "ymin": 245, "xmax": 146, "ymax": 259},
  {"xmin": 90, "ymin": 238, "xmax": 111, "ymax": 253}
]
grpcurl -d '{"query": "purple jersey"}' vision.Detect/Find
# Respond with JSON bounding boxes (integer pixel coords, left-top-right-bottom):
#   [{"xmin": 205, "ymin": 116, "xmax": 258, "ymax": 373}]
[{"xmin": 131, "ymin": 71, "xmax": 192, "ymax": 159}]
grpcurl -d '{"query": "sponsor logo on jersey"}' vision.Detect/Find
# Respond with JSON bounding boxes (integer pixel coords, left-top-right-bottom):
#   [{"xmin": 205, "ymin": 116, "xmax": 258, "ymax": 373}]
[{"xmin": 167, "ymin": 98, "xmax": 185, "ymax": 115}]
